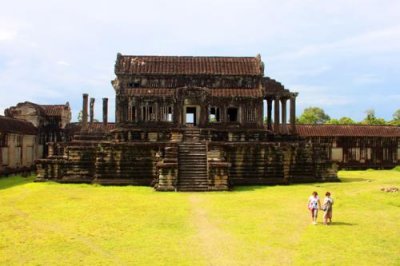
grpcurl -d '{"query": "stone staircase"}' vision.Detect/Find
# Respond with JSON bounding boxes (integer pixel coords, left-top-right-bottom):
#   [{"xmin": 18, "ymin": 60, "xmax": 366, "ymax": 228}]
[{"xmin": 177, "ymin": 129, "xmax": 209, "ymax": 191}]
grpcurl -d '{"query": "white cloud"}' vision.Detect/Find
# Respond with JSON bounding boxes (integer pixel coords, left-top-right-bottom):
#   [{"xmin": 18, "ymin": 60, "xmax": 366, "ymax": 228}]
[
  {"xmin": 0, "ymin": 29, "xmax": 17, "ymax": 41},
  {"xmin": 56, "ymin": 60, "xmax": 71, "ymax": 66},
  {"xmin": 353, "ymin": 74, "xmax": 382, "ymax": 86},
  {"xmin": 271, "ymin": 25, "xmax": 400, "ymax": 62},
  {"xmin": 0, "ymin": 0, "xmax": 399, "ymax": 121}
]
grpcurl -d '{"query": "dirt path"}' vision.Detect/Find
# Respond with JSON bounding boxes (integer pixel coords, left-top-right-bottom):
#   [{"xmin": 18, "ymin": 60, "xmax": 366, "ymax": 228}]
[{"xmin": 189, "ymin": 195, "xmax": 241, "ymax": 266}]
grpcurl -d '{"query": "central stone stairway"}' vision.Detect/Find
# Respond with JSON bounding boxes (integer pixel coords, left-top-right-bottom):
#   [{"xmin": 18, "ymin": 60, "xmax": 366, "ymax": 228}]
[{"xmin": 177, "ymin": 129, "xmax": 209, "ymax": 191}]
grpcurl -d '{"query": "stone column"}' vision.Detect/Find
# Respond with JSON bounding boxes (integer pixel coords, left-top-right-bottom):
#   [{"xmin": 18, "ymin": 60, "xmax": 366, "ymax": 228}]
[
  {"xmin": 257, "ymin": 101, "xmax": 263, "ymax": 128},
  {"xmin": 115, "ymin": 96, "xmax": 120, "ymax": 124},
  {"xmin": 82, "ymin": 93, "xmax": 88, "ymax": 128},
  {"xmin": 267, "ymin": 98, "xmax": 272, "ymax": 130},
  {"xmin": 102, "ymin": 98, "xmax": 108, "ymax": 126},
  {"xmin": 274, "ymin": 96, "xmax": 280, "ymax": 134},
  {"xmin": 290, "ymin": 93, "xmax": 298, "ymax": 134},
  {"xmin": 174, "ymin": 101, "xmax": 181, "ymax": 125},
  {"xmin": 200, "ymin": 105, "xmax": 207, "ymax": 127},
  {"xmin": 281, "ymin": 98, "xmax": 287, "ymax": 134},
  {"xmin": 89, "ymin": 98, "xmax": 95, "ymax": 123}
]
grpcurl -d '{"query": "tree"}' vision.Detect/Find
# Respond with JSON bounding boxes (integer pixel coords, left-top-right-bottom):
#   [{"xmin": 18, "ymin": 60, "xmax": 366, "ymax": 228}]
[
  {"xmin": 390, "ymin": 109, "xmax": 400, "ymax": 126},
  {"xmin": 298, "ymin": 107, "xmax": 330, "ymax": 124},
  {"xmin": 338, "ymin": 117, "xmax": 356, "ymax": 124},
  {"xmin": 393, "ymin": 109, "xmax": 400, "ymax": 120},
  {"xmin": 325, "ymin": 118, "xmax": 340, "ymax": 124},
  {"xmin": 326, "ymin": 117, "xmax": 356, "ymax": 125},
  {"xmin": 77, "ymin": 111, "xmax": 83, "ymax": 122},
  {"xmin": 361, "ymin": 109, "xmax": 386, "ymax": 125}
]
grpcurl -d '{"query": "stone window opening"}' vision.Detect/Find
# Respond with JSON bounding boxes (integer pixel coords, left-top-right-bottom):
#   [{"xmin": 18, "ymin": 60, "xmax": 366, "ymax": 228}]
[
  {"xmin": 167, "ymin": 106, "xmax": 173, "ymax": 122},
  {"xmin": 142, "ymin": 106, "xmax": 147, "ymax": 121},
  {"xmin": 245, "ymin": 107, "xmax": 255, "ymax": 122},
  {"xmin": 160, "ymin": 105, "xmax": 173, "ymax": 122},
  {"xmin": 209, "ymin": 107, "xmax": 220, "ymax": 123},
  {"xmin": 141, "ymin": 103, "xmax": 159, "ymax": 122},
  {"xmin": 130, "ymin": 106, "xmax": 136, "ymax": 122},
  {"xmin": 16, "ymin": 135, "xmax": 23, "ymax": 147},
  {"xmin": 227, "ymin": 107, "xmax": 239, "ymax": 122},
  {"xmin": 0, "ymin": 133, "xmax": 7, "ymax": 147},
  {"xmin": 129, "ymin": 82, "xmax": 140, "ymax": 88}
]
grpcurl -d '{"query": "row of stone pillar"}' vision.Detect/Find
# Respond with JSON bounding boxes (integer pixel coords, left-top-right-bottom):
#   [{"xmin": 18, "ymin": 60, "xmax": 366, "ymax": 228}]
[
  {"xmin": 266, "ymin": 93, "xmax": 298, "ymax": 134},
  {"xmin": 82, "ymin": 94, "xmax": 108, "ymax": 128}
]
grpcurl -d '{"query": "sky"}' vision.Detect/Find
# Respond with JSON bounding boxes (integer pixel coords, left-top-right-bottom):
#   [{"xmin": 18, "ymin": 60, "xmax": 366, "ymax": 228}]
[{"xmin": 0, "ymin": 0, "xmax": 399, "ymax": 122}]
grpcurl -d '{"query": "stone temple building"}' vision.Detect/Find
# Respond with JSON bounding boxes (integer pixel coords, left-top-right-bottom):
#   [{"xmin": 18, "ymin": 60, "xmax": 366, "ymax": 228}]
[
  {"xmin": 36, "ymin": 54, "xmax": 339, "ymax": 191},
  {"xmin": 0, "ymin": 102, "xmax": 70, "ymax": 175}
]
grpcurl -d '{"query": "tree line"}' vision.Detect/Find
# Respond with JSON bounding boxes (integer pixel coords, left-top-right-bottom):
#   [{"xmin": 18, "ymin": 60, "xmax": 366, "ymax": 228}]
[{"xmin": 297, "ymin": 107, "xmax": 400, "ymax": 126}]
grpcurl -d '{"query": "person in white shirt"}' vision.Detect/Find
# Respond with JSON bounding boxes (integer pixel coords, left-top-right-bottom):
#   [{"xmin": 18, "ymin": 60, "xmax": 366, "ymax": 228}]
[
  {"xmin": 322, "ymin": 192, "xmax": 334, "ymax": 225},
  {"xmin": 308, "ymin": 191, "xmax": 322, "ymax": 225}
]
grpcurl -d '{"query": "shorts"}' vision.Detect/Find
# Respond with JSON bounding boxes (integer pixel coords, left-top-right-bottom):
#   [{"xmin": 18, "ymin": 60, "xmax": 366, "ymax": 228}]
[{"xmin": 310, "ymin": 208, "xmax": 318, "ymax": 217}]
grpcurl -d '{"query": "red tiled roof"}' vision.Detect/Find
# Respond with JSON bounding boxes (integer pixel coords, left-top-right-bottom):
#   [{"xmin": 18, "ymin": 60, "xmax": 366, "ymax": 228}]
[
  {"xmin": 115, "ymin": 55, "xmax": 263, "ymax": 76},
  {"xmin": 40, "ymin": 104, "xmax": 68, "ymax": 116},
  {"xmin": 124, "ymin": 88, "xmax": 263, "ymax": 98},
  {"xmin": 0, "ymin": 116, "xmax": 37, "ymax": 135},
  {"xmin": 296, "ymin": 125, "xmax": 400, "ymax": 137},
  {"xmin": 210, "ymin": 88, "xmax": 263, "ymax": 97}
]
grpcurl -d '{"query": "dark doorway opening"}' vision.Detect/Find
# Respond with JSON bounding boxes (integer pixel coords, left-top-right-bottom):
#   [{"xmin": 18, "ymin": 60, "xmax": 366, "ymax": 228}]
[
  {"xmin": 227, "ymin": 107, "xmax": 238, "ymax": 122},
  {"xmin": 186, "ymin": 107, "xmax": 197, "ymax": 126},
  {"xmin": 209, "ymin": 107, "xmax": 220, "ymax": 122}
]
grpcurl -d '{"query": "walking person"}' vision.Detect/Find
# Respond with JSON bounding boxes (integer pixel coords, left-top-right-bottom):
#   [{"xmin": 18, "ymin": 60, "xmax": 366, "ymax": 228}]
[
  {"xmin": 322, "ymin": 192, "xmax": 334, "ymax": 225},
  {"xmin": 308, "ymin": 191, "xmax": 321, "ymax": 225}
]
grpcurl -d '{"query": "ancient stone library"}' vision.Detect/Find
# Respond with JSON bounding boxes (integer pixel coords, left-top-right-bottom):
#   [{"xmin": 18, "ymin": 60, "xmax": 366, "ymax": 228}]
[{"xmin": 3, "ymin": 54, "xmax": 399, "ymax": 191}]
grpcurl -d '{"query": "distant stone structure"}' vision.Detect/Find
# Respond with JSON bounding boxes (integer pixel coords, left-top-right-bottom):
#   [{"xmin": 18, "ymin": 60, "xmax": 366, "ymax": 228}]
[
  {"xmin": 0, "ymin": 102, "xmax": 70, "ymax": 175},
  {"xmin": 0, "ymin": 116, "xmax": 38, "ymax": 175},
  {"xmin": 297, "ymin": 125, "xmax": 400, "ymax": 169},
  {"xmin": 35, "ymin": 54, "xmax": 338, "ymax": 191},
  {"xmin": 2, "ymin": 54, "xmax": 398, "ymax": 190},
  {"xmin": 5, "ymin": 102, "xmax": 71, "ymax": 157}
]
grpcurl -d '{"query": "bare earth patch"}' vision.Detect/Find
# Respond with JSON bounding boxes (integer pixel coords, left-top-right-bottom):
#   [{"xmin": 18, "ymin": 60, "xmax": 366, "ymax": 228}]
[{"xmin": 189, "ymin": 195, "xmax": 243, "ymax": 266}]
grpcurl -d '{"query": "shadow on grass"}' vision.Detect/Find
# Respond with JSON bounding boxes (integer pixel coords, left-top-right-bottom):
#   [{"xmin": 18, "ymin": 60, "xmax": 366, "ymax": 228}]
[
  {"xmin": 0, "ymin": 175, "xmax": 35, "ymax": 190},
  {"xmin": 339, "ymin": 177, "xmax": 369, "ymax": 183},
  {"xmin": 232, "ymin": 185, "xmax": 279, "ymax": 192},
  {"xmin": 331, "ymin": 221, "xmax": 356, "ymax": 226}
]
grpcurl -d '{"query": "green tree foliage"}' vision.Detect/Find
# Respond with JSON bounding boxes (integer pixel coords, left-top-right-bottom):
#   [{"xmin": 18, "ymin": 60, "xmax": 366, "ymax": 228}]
[
  {"xmin": 338, "ymin": 117, "xmax": 356, "ymax": 124},
  {"xmin": 77, "ymin": 111, "xmax": 83, "ymax": 122},
  {"xmin": 298, "ymin": 107, "xmax": 330, "ymax": 124},
  {"xmin": 390, "ymin": 109, "xmax": 400, "ymax": 126},
  {"xmin": 325, "ymin": 117, "xmax": 356, "ymax": 125},
  {"xmin": 325, "ymin": 118, "xmax": 340, "ymax": 124},
  {"xmin": 361, "ymin": 109, "xmax": 386, "ymax": 125}
]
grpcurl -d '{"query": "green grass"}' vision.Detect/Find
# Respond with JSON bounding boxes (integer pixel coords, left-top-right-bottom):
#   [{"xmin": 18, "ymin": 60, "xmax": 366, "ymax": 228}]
[{"xmin": 1, "ymin": 170, "xmax": 399, "ymax": 265}]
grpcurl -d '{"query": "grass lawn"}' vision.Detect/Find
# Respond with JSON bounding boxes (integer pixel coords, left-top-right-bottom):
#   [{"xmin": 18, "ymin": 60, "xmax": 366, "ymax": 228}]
[{"xmin": 1, "ymin": 170, "xmax": 399, "ymax": 266}]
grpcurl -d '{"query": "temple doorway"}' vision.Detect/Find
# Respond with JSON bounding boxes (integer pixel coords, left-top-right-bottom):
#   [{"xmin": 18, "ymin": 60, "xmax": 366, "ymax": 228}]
[{"xmin": 184, "ymin": 106, "xmax": 200, "ymax": 126}]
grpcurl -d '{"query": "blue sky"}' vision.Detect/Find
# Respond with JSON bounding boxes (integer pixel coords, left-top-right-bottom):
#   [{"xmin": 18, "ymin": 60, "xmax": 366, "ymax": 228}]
[{"xmin": 0, "ymin": 0, "xmax": 399, "ymax": 122}]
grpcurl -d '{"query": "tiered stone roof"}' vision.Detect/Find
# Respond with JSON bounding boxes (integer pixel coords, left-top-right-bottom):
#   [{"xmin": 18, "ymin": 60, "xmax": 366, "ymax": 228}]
[
  {"xmin": 0, "ymin": 116, "xmax": 37, "ymax": 135},
  {"xmin": 115, "ymin": 55, "xmax": 263, "ymax": 76},
  {"xmin": 40, "ymin": 104, "xmax": 69, "ymax": 117}
]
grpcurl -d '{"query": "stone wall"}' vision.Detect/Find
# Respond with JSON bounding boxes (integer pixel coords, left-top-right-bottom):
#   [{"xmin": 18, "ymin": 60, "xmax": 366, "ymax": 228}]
[
  {"xmin": 0, "ymin": 133, "xmax": 39, "ymax": 175},
  {"xmin": 304, "ymin": 136, "xmax": 400, "ymax": 169},
  {"xmin": 209, "ymin": 140, "xmax": 337, "ymax": 186},
  {"xmin": 36, "ymin": 127, "xmax": 338, "ymax": 190}
]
